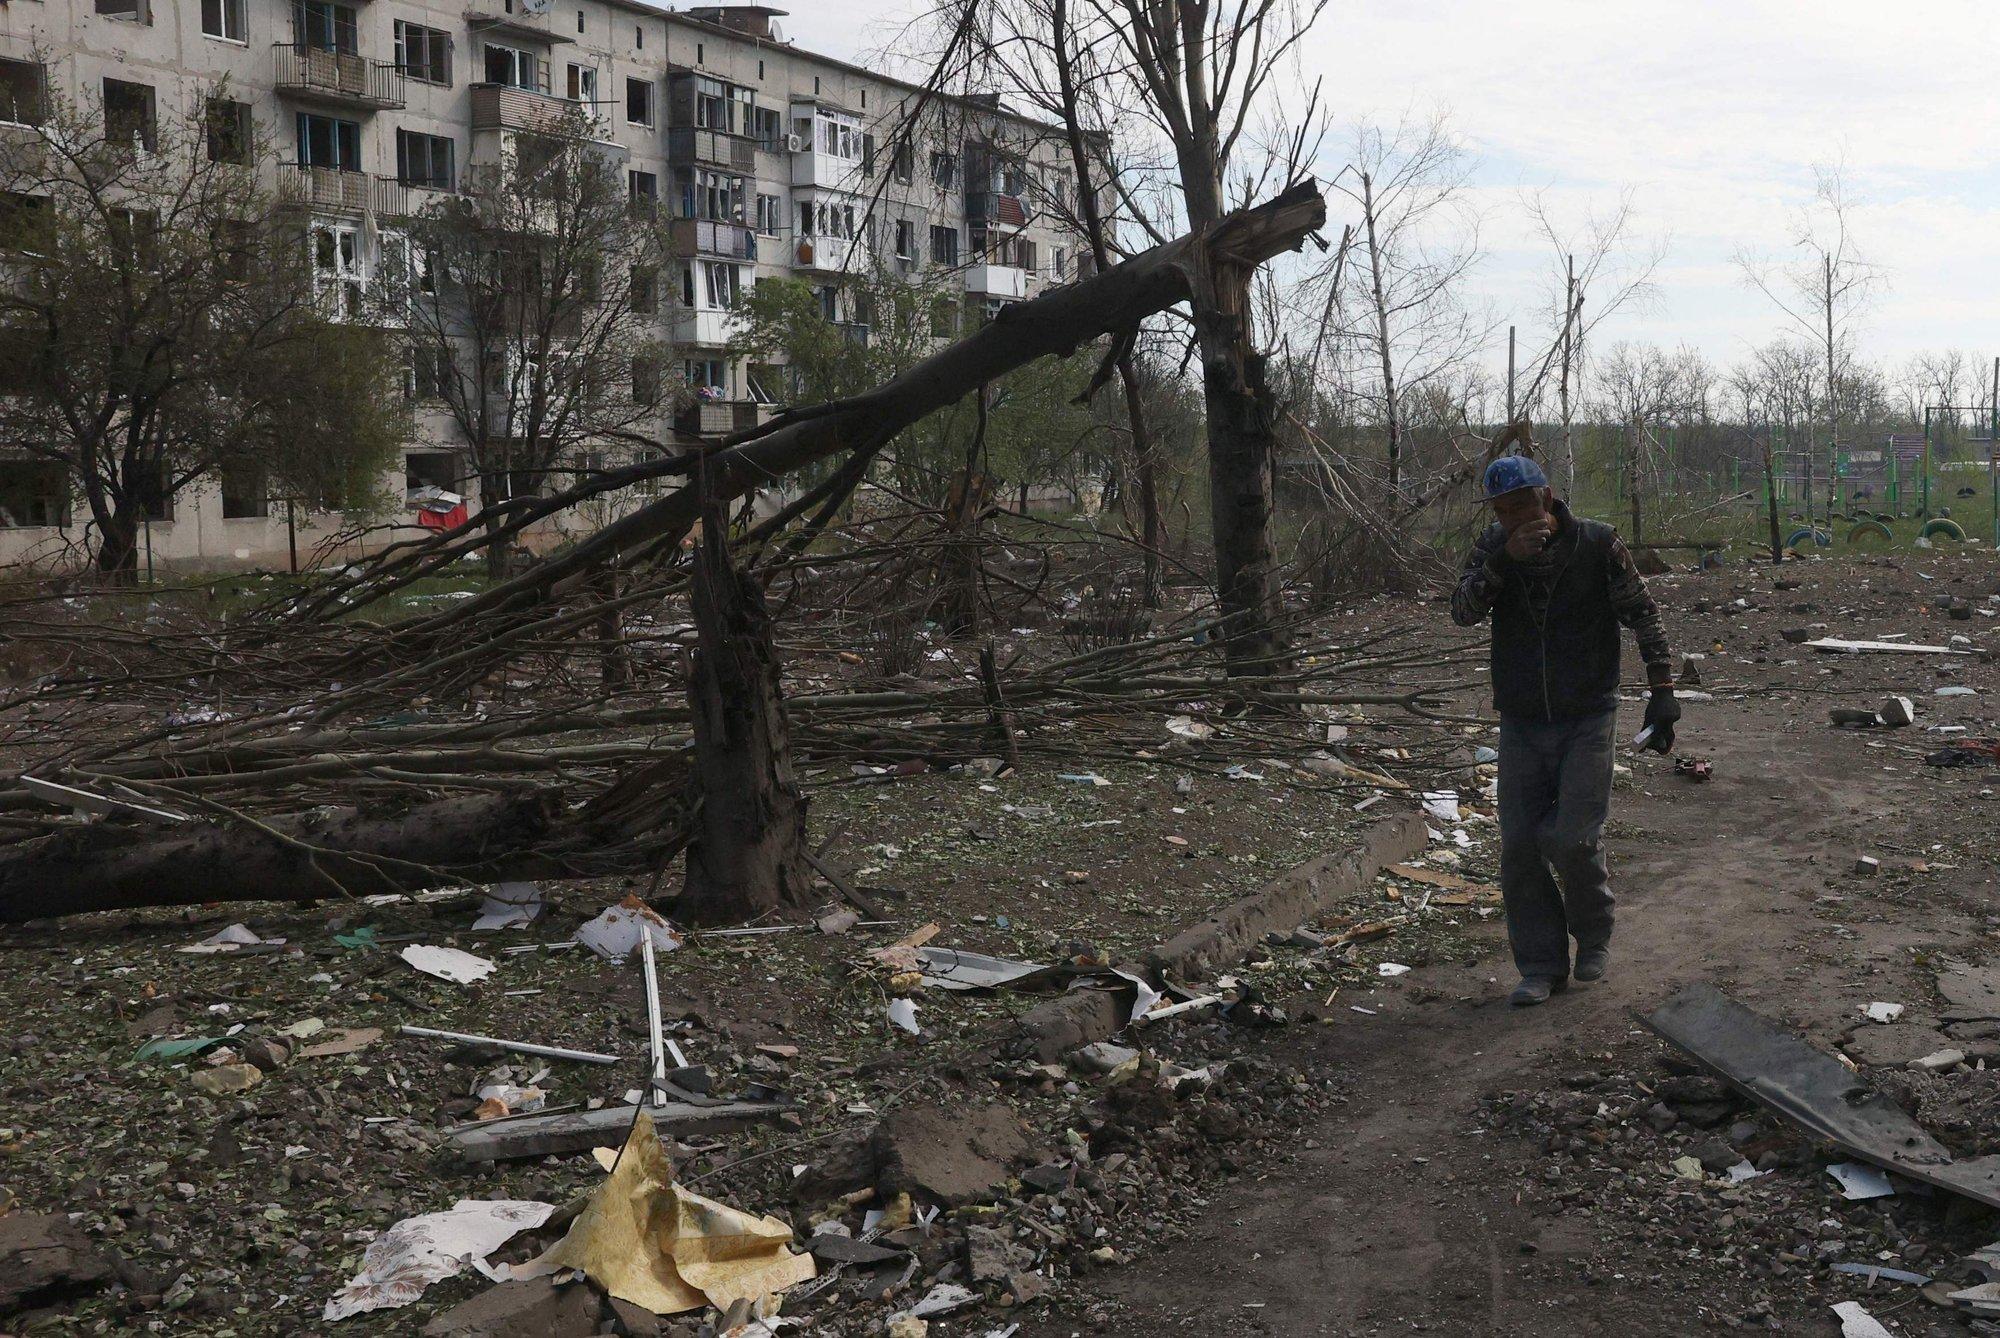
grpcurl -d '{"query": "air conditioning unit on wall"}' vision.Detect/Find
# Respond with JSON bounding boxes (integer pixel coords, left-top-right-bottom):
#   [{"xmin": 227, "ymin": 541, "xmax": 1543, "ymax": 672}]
[{"xmin": 786, "ymin": 133, "xmax": 805, "ymax": 152}]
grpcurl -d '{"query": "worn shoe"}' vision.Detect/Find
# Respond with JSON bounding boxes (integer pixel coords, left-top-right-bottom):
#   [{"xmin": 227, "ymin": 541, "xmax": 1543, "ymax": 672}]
[
  {"xmin": 1574, "ymin": 945, "xmax": 1610, "ymax": 983},
  {"xmin": 1509, "ymin": 975, "xmax": 1568, "ymax": 1008}
]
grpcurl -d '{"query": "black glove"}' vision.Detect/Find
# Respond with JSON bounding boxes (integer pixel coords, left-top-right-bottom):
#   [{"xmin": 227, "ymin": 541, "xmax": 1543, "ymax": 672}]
[{"xmin": 1642, "ymin": 688, "xmax": 1681, "ymax": 754}]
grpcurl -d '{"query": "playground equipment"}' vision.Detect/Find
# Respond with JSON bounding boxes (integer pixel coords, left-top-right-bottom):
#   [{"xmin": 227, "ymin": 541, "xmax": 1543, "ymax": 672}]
[
  {"xmin": 1920, "ymin": 518, "xmax": 1966, "ymax": 542},
  {"xmin": 1785, "ymin": 526, "xmax": 1831, "ymax": 550}
]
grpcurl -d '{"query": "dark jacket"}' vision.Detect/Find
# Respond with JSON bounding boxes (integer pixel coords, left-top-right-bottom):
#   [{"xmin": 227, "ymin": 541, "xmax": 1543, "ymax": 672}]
[{"xmin": 1451, "ymin": 500, "xmax": 1672, "ymax": 720}]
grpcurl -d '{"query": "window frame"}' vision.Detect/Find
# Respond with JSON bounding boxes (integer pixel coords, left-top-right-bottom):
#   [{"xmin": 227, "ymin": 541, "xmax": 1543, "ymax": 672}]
[
  {"xmin": 394, "ymin": 21, "xmax": 453, "ymax": 86},
  {"xmin": 625, "ymin": 76, "xmax": 655, "ymax": 128},
  {"xmin": 201, "ymin": 0, "xmax": 247, "ymax": 43}
]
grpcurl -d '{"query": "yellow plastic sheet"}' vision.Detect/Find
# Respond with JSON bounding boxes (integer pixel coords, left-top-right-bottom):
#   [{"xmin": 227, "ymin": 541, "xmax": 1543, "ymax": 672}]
[{"xmin": 526, "ymin": 1111, "xmax": 815, "ymax": 1316}]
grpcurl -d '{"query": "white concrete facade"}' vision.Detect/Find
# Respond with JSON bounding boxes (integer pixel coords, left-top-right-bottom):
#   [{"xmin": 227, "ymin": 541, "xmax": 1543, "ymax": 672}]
[{"xmin": 0, "ymin": 1, "xmax": 1089, "ymax": 571}]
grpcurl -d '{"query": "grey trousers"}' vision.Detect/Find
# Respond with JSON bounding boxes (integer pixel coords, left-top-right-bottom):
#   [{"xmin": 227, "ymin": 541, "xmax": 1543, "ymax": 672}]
[{"xmin": 1497, "ymin": 709, "xmax": 1616, "ymax": 979}]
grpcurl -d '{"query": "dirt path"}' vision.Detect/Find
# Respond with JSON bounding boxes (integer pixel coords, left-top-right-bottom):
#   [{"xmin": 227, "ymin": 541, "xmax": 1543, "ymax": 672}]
[{"xmin": 1023, "ymin": 674, "xmax": 1990, "ymax": 1337}]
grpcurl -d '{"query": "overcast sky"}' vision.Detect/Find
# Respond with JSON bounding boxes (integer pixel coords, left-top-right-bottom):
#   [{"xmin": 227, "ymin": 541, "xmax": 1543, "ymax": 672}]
[{"xmin": 740, "ymin": 0, "xmax": 2000, "ymax": 383}]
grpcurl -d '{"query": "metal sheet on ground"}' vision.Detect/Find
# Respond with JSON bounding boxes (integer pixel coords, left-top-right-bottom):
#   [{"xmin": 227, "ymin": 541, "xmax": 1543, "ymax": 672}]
[{"xmin": 1642, "ymin": 982, "xmax": 2000, "ymax": 1211}]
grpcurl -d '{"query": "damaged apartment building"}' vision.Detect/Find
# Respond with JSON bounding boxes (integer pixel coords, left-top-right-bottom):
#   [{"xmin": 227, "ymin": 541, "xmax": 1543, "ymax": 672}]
[{"xmin": 0, "ymin": 1, "xmax": 1090, "ymax": 568}]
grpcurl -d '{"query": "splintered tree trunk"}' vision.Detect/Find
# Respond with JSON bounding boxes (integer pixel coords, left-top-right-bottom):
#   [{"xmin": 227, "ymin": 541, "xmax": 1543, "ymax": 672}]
[
  {"xmin": 1199, "ymin": 306, "xmax": 1286, "ymax": 681},
  {"xmin": 678, "ymin": 492, "xmax": 811, "ymax": 926},
  {"xmin": 593, "ymin": 564, "xmax": 633, "ymax": 689}
]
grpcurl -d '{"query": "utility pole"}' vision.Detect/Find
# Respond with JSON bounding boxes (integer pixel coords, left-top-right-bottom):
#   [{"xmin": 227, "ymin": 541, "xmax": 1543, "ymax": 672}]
[{"xmin": 1562, "ymin": 254, "xmax": 1577, "ymax": 490}]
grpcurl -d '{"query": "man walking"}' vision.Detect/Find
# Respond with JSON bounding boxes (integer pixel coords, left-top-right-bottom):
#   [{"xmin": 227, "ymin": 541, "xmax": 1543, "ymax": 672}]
[{"xmin": 1452, "ymin": 456, "xmax": 1679, "ymax": 1007}]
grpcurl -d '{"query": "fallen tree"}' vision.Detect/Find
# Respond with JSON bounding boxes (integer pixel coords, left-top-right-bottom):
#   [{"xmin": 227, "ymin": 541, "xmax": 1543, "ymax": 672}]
[{"xmin": 0, "ymin": 182, "xmax": 1338, "ymax": 925}]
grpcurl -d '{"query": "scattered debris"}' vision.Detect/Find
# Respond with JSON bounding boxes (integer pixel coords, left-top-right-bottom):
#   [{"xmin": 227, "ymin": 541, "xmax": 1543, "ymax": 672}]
[
  {"xmin": 1827, "ymin": 1162, "xmax": 1896, "ymax": 1200},
  {"xmin": 400, "ymin": 944, "xmax": 498, "ymax": 985},
  {"xmin": 573, "ymin": 896, "xmax": 684, "ymax": 962},
  {"xmin": 0, "ymin": 1212, "xmax": 113, "ymax": 1315},
  {"xmin": 1644, "ymin": 983, "xmax": 2000, "ymax": 1210},
  {"xmin": 398, "ymin": 1025, "xmax": 619, "ymax": 1065},
  {"xmin": 177, "ymin": 922, "xmax": 284, "ymax": 954},
  {"xmin": 1862, "ymin": 1002, "xmax": 1905, "ymax": 1023},
  {"xmin": 1830, "ymin": 1300, "xmax": 1895, "ymax": 1338},
  {"xmin": 517, "ymin": 1111, "xmax": 814, "ymax": 1315},
  {"xmin": 325, "ymin": 1198, "xmax": 558, "ymax": 1320},
  {"xmin": 472, "ymin": 882, "xmax": 546, "ymax": 932}
]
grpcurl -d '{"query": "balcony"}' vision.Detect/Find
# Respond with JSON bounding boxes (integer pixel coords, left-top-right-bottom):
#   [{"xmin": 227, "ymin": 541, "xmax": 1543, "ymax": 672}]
[
  {"xmin": 274, "ymin": 46, "xmax": 406, "ymax": 111},
  {"xmin": 835, "ymin": 321, "xmax": 870, "ymax": 349},
  {"xmin": 676, "ymin": 398, "xmax": 758, "ymax": 439},
  {"xmin": 670, "ymin": 306, "xmax": 737, "ymax": 348},
  {"xmin": 470, "ymin": 83, "xmax": 575, "ymax": 133},
  {"xmin": 790, "ymin": 150, "xmax": 863, "ymax": 191},
  {"xmin": 666, "ymin": 126, "xmax": 755, "ymax": 172},
  {"xmin": 277, "ymin": 164, "xmax": 406, "ymax": 216},
  {"xmin": 669, "ymin": 216, "xmax": 756, "ymax": 262},
  {"xmin": 966, "ymin": 189, "xmax": 1029, "ymax": 228},
  {"xmin": 966, "ymin": 263, "xmax": 1029, "ymax": 300},
  {"xmin": 792, "ymin": 234, "xmax": 861, "ymax": 274}
]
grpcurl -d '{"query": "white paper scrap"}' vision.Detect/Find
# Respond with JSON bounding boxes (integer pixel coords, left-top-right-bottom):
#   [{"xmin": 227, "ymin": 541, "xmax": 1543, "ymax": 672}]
[
  {"xmin": 324, "ymin": 1198, "xmax": 555, "ymax": 1320},
  {"xmin": 398, "ymin": 944, "xmax": 497, "ymax": 986},
  {"xmin": 572, "ymin": 899, "xmax": 684, "ymax": 962},
  {"xmin": 472, "ymin": 881, "xmax": 545, "ymax": 932}
]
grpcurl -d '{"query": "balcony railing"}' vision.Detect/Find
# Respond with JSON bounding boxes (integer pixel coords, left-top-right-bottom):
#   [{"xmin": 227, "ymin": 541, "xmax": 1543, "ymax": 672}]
[
  {"xmin": 669, "ymin": 216, "xmax": 756, "ymax": 261},
  {"xmin": 469, "ymin": 82, "xmax": 575, "ymax": 133},
  {"xmin": 274, "ymin": 45, "xmax": 407, "ymax": 110},
  {"xmin": 676, "ymin": 398, "xmax": 759, "ymax": 439},
  {"xmin": 665, "ymin": 126, "xmax": 755, "ymax": 172},
  {"xmin": 966, "ymin": 189, "xmax": 1029, "ymax": 227},
  {"xmin": 276, "ymin": 164, "xmax": 406, "ymax": 216}
]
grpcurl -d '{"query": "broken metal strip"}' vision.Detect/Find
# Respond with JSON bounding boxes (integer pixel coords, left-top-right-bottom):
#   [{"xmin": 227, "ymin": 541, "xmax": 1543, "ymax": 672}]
[{"xmin": 1642, "ymin": 983, "xmax": 2000, "ymax": 1211}]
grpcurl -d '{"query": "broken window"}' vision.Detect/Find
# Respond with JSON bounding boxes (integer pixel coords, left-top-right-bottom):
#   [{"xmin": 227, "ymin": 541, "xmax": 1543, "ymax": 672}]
[
  {"xmin": 310, "ymin": 223, "xmax": 365, "ymax": 318},
  {"xmin": 929, "ymin": 224, "xmax": 958, "ymax": 267},
  {"xmin": 395, "ymin": 21, "xmax": 451, "ymax": 85},
  {"xmin": 626, "ymin": 77, "xmax": 654, "ymax": 127},
  {"xmin": 103, "ymin": 79, "xmax": 157, "ymax": 153},
  {"xmin": 0, "ymin": 458, "xmax": 68, "ymax": 528},
  {"xmin": 296, "ymin": 112, "xmax": 361, "ymax": 171},
  {"xmin": 630, "ymin": 264, "xmax": 657, "ymax": 315},
  {"xmin": 631, "ymin": 356, "xmax": 659, "ymax": 405},
  {"xmin": 294, "ymin": 0, "xmax": 358, "ymax": 54},
  {"xmin": 205, "ymin": 97, "xmax": 252, "ymax": 164},
  {"xmin": 396, "ymin": 129, "xmax": 455, "ymax": 190},
  {"xmin": 219, "ymin": 460, "xmax": 268, "ymax": 518},
  {"xmin": 133, "ymin": 462, "xmax": 173, "ymax": 522},
  {"xmin": 0, "ymin": 59, "xmax": 46, "ymax": 127}
]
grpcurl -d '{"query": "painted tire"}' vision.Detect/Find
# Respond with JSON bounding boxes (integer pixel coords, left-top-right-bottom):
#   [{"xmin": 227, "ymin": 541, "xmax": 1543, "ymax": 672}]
[
  {"xmin": 1845, "ymin": 519, "xmax": 1894, "ymax": 544},
  {"xmin": 1785, "ymin": 527, "xmax": 1830, "ymax": 549},
  {"xmin": 1920, "ymin": 518, "xmax": 1966, "ymax": 541}
]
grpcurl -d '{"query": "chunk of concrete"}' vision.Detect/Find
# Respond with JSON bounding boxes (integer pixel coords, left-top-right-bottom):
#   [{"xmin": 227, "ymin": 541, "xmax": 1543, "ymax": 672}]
[
  {"xmin": 1879, "ymin": 696, "xmax": 1915, "ymax": 727},
  {"xmin": 1843, "ymin": 1023, "xmax": 1955, "ymax": 1068},
  {"xmin": 871, "ymin": 1102, "xmax": 1039, "ymax": 1208},
  {"xmin": 420, "ymin": 1278, "xmax": 603, "ymax": 1337},
  {"xmin": 0, "ymin": 1213, "xmax": 113, "ymax": 1315}
]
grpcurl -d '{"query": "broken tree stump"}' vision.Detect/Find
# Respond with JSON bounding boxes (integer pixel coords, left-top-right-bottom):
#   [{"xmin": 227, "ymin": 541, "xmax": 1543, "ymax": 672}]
[{"xmin": 678, "ymin": 480, "xmax": 813, "ymax": 926}]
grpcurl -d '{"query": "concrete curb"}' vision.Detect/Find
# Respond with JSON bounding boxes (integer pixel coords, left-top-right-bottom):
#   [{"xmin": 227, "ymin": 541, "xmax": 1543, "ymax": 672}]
[{"xmin": 997, "ymin": 811, "xmax": 1428, "ymax": 1062}]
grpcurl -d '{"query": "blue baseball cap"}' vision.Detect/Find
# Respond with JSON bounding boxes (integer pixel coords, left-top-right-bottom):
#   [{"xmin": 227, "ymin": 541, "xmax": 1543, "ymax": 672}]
[{"xmin": 1483, "ymin": 455, "xmax": 1548, "ymax": 500}]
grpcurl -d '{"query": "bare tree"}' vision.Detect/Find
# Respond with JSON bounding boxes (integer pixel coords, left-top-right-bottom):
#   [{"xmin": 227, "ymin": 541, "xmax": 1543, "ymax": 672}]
[
  {"xmin": 396, "ymin": 104, "xmax": 672, "ymax": 576},
  {"xmin": 1329, "ymin": 114, "xmax": 1485, "ymax": 493},
  {"xmin": 963, "ymin": 0, "xmax": 1331, "ymax": 680},
  {"xmin": 1518, "ymin": 188, "xmax": 1664, "ymax": 490},
  {"xmin": 1737, "ymin": 164, "xmax": 1882, "ymax": 531}
]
